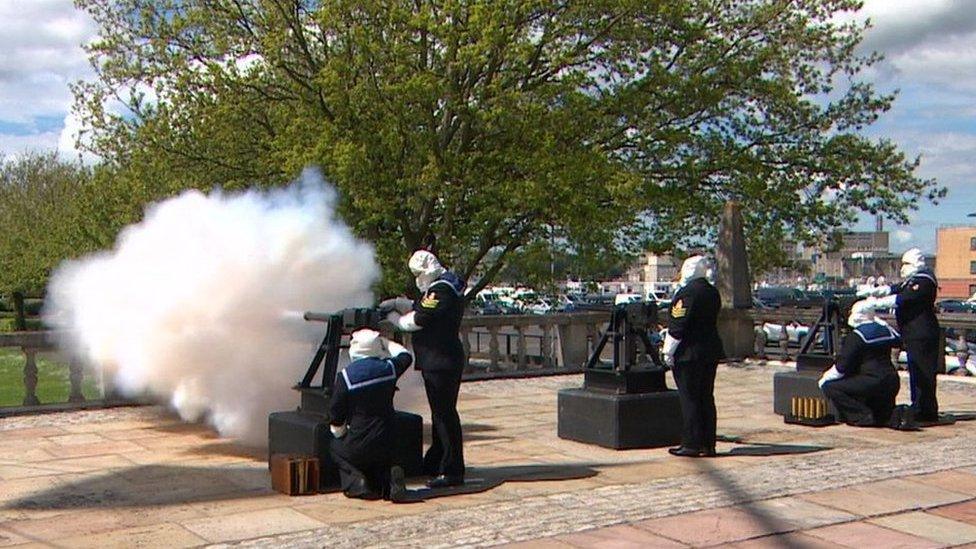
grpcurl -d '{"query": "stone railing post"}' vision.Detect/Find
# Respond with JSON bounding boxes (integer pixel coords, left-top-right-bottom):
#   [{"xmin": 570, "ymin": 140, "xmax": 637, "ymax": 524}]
[
  {"xmin": 541, "ymin": 323, "xmax": 554, "ymax": 368},
  {"xmin": 22, "ymin": 347, "xmax": 40, "ymax": 406},
  {"xmin": 68, "ymin": 358, "xmax": 86, "ymax": 403},
  {"xmin": 488, "ymin": 326, "xmax": 501, "ymax": 371},
  {"xmin": 515, "ymin": 325, "xmax": 528, "ymax": 370}
]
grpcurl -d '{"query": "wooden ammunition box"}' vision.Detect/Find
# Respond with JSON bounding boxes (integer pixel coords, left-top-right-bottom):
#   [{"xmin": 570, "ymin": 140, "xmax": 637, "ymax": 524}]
[{"xmin": 270, "ymin": 454, "xmax": 320, "ymax": 496}]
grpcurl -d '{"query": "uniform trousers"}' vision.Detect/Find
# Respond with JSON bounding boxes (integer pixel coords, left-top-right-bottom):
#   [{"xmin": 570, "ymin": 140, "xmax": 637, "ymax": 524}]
[
  {"xmin": 821, "ymin": 373, "xmax": 899, "ymax": 425},
  {"xmin": 330, "ymin": 428, "xmax": 392, "ymax": 498},
  {"xmin": 904, "ymin": 338, "xmax": 940, "ymax": 421},
  {"xmin": 672, "ymin": 361, "xmax": 718, "ymax": 451},
  {"xmin": 422, "ymin": 368, "xmax": 465, "ymax": 478}
]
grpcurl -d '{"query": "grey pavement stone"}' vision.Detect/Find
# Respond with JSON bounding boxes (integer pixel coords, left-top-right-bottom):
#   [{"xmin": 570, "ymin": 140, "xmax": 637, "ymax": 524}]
[{"xmin": 220, "ymin": 430, "xmax": 976, "ymax": 548}]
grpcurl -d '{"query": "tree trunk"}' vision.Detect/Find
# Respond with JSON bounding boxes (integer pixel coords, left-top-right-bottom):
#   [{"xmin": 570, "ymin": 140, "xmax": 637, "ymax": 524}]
[{"xmin": 12, "ymin": 291, "xmax": 26, "ymax": 331}]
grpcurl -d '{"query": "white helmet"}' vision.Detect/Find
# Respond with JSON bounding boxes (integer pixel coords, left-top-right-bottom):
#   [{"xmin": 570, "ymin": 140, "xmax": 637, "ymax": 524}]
[
  {"xmin": 348, "ymin": 329, "xmax": 390, "ymax": 361},
  {"xmin": 847, "ymin": 299, "xmax": 877, "ymax": 328},
  {"xmin": 679, "ymin": 255, "xmax": 709, "ymax": 286},
  {"xmin": 900, "ymin": 248, "xmax": 925, "ymax": 279},
  {"xmin": 409, "ymin": 250, "xmax": 446, "ymax": 292}
]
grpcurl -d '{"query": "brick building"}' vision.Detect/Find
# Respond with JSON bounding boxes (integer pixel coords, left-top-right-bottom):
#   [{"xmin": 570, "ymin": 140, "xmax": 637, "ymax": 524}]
[{"xmin": 936, "ymin": 226, "xmax": 976, "ymax": 299}]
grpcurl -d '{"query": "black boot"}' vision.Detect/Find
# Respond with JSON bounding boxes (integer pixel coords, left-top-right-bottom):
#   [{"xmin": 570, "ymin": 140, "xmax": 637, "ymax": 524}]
[
  {"xmin": 427, "ymin": 474, "xmax": 464, "ymax": 488},
  {"xmin": 387, "ymin": 466, "xmax": 408, "ymax": 503},
  {"xmin": 668, "ymin": 446, "xmax": 704, "ymax": 457}
]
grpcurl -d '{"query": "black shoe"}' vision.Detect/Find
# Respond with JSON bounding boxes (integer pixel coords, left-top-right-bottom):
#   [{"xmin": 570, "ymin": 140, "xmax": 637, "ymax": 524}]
[
  {"xmin": 426, "ymin": 474, "xmax": 464, "ymax": 488},
  {"xmin": 703, "ymin": 446, "xmax": 717, "ymax": 457},
  {"xmin": 387, "ymin": 466, "xmax": 407, "ymax": 503},
  {"xmin": 344, "ymin": 478, "xmax": 382, "ymax": 500},
  {"xmin": 668, "ymin": 446, "xmax": 704, "ymax": 457}
]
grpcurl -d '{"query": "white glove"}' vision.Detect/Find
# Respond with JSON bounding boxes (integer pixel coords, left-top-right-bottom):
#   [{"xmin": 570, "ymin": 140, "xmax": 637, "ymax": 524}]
[
  {"xmin": 875, "ymin": 295, "xmax": 898, "ymax": 309},
  {"xmin": 387, "ymin": 340, "xmax": 410, "ymax": 358},
  {"xmin": 871, "ymin": 285, "xmax": 892, "ymax": 298},
  {"xmin": 380, "ymin": 297, "xmax": 414, "ymax": 314},
  {"xmin": 818, "ymin": 365, "xmax": 843, "ymax": 389},
  {"xmin": 663, "ymin": 333, "xmax": 680, "ymax": 368},
  {"xmin": 387, "ymin": 311, "xmax": 421, "ymax": 332},
  {"xmin": 330, "ymin": 423, "xmax": 347, "ymax": 438}
]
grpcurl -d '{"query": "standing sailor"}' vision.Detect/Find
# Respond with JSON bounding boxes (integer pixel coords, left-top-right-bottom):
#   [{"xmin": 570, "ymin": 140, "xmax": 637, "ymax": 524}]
[
  {"xmin": 819, "ymin": 299, "xmax": 901, "ymax": 427},
  {"xmin": 385, "ymin": 250, "xmax": 467, "ymax": 487},
  {"xmin": 329, "ymin": 330, "xmax": 412, "ymax": 502},
  {"xmin": 862, "ymin": 248, "xmax": 942, "ymax": 423},
  {"xmin": 663, "ymin": 256, "xmax": 725, "ymax": 457}
]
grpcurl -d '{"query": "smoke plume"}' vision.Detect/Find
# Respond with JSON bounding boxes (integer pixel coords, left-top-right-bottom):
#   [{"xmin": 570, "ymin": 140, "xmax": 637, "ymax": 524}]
[{"xmin": 45, "ymin": 169, "xmax": 384, "ymax": 445}]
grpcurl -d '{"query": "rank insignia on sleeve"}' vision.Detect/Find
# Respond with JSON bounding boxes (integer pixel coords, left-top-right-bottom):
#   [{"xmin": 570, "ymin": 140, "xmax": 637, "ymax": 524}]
[
  {"xmin": 671, "ymin": 299, "xmax": 686, "ymax": 318},
  {"xmin": 421, "ymin": 294, "xmax": 439, "ymax": 309}
]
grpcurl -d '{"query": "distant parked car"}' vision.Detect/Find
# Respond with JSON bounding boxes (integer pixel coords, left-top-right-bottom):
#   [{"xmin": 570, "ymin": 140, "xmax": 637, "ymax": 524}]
[
  {"xmin": 755, "ymin": 287, "xmax": 805, "ymax": 308},
  {"xmin": 614, "ymin": 293, "xmax": 643, "ymax": 305},
  {"xmin": 938, "ymin": 300, "xmax": 976, "ymax": 314}
]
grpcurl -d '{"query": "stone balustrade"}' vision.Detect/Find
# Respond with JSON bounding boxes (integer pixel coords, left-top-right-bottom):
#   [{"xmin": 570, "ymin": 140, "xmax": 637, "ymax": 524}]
[
  {"xmin": 460, "ymin": 312, "xmax": 609, "ymax": 377},
  {"xmin": 3, "ymin": 308, "xmax": 975, "ymax": 414},
  {"xmin": 0, "ymin": 331, "xmax": 133, "ymax": 416}
]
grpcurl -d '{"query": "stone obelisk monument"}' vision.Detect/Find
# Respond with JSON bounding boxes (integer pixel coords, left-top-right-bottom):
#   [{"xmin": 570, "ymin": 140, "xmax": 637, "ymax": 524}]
[{"xmin": 715, "ymin": 201, "xmax": 755, "ymax": 358}]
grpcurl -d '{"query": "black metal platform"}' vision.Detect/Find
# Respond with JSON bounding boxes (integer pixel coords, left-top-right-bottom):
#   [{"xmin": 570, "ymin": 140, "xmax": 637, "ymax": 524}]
[
  {"xmin": 583, "ymin": 368, "xmax": 667, "ymax": 394},
  {"xmin": 557, "ymin": 388, "xmax": 683, "ymax": 449}
]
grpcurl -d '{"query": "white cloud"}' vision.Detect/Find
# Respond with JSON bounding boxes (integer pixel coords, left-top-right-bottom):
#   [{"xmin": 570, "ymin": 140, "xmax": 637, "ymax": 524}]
[
  {"xmin": 856, "ymin": 0, "xmax": 976, "ymax": 91},
  {"xmin": 894, "ymin": 229, "xmax": 914, "ymax": 243},
  {"xmin": 0, "ymin": 0, "xmax": 96, "ymax": 123},
  {"xmin": 0, "ymin": 0, "xmax": 97, "ymax": 160}
]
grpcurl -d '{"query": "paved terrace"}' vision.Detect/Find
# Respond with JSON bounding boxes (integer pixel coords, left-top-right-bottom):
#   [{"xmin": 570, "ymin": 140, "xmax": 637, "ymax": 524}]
[{"xmin": 4, "ymin": 362, "xmax": 976, "ymax": 548}]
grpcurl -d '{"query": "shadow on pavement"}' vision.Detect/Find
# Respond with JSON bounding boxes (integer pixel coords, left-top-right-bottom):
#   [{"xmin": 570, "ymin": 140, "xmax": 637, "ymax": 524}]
[
  {"xmin": 6, "ymin": 461, "xmax": 600, "ymax": 508},
  {"xmin": 4, "ymin": 465, "xmax": 273, "ymax": 510},
  {"xmin": 723, "ymin": 442, "xmax": 830, "ymax": 457},
  {"xmin": 405, "ymin": 463, "xmax": 598, "ymax": 501}
]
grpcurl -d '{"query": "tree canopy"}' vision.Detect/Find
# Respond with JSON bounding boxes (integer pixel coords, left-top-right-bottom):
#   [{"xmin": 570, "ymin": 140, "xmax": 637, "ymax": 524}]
[
  {"xmin": 0, "ymin": 152, "xmax": 100, "ymax": 297},
  {"xmin": 72, "ymin": 0, "xmax": 944, "ymax": 292}
]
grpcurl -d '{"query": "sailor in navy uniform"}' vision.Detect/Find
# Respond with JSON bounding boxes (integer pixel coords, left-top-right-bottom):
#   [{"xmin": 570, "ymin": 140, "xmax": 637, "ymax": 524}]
[
  {"xmin": 329, "ymin": 330, "xmax": 412, "ymax": 502},
  {"xmin": 385, "ymin": 250, "xmax": 467, "ymax": 488},
  {"xmin": 663, "ymin": 255, "xmax": 725, "ymax": 458},
  {"xmin": 819, "ymin": 299, "xmax": 901, "ymax": 427},
  {"xmin": 862, "ymin": 248, "xmax": 941, "ymax": 421}
]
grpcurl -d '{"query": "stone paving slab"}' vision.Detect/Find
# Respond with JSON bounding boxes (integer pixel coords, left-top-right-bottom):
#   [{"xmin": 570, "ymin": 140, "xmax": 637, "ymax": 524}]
[
  {"xmin": 2, "ymin": 362, "xmax": 976, "ymax": 547},
  {"xmin": 869, "ymin": 511, "xmax": 976, "ymax": 546}
]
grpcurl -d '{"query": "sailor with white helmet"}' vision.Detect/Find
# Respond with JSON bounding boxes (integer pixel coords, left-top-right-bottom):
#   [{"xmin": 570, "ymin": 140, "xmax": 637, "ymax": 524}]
[
  {"xmin": 663, "ymin": 255, "xmax": 725, "ymax": 457},
  {"xmin": 329, "ymin": 330, "xmax": 412, "ymax": 502},
  {"xmin": 384, "ymin": 250, "xmax": 467, "ymax": 488},
  {"xmin": 818, "ymin": 299, "xmax": 901, "ymax": 427},
  {"xmin": 859, "ymin": 248, "xmax": 941, "ymax": 422}
]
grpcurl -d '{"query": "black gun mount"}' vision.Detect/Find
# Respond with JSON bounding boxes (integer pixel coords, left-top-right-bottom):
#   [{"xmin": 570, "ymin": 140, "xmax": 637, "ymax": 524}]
[
  {"xmin": 296, "ymin": 306, "xmax": 393, "ymax": 413},
  {"xmin": 795, "ymin": 295, "xmax": 858, "ymax": 372},
  {"xmin": 583, "ymin": 302, "xmax": 667, "ymax": 394}
]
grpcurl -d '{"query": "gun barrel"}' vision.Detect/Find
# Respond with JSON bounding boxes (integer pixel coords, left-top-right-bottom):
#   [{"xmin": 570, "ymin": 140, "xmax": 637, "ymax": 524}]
[{"xmin": 303, "ymin": 311, "xmax": 336, "ymax": 322}]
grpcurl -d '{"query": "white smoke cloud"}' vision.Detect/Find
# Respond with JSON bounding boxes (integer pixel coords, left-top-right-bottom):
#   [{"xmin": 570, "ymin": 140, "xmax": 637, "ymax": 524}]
[{"xmin": 44, "ymin": 169, "xmax": 383, "ymax": 445}]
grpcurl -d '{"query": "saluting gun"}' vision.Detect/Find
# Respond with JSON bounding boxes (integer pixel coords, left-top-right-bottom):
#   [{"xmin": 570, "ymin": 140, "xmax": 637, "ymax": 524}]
[
  {"xmin": 298, "ymin": 306, "xmax": 396, "ymax": 399},
  {"xmin": 774, "ymin": 294, "xmax": 858, "ymax": 427},
  {"xmin": 268, "ymin": 303, "xmax": 423, "ymax": 488}
]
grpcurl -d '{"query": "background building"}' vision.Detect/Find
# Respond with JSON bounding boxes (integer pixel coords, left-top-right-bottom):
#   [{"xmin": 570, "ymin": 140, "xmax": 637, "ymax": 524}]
[
  {"xmin": 936, "ymin": 226, "xmax": 976, "ymax": 298},
  {"xmin": 625, "ymin": 252, "xmax": 677, "ymax": 284},
  {"xmin": 811, "ymin": 230, "xmax": 890, "ymax": 282}
]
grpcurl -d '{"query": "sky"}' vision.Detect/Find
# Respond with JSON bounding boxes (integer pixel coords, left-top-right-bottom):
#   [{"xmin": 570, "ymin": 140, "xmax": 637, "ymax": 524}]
[{"xmin": 0, "ymin": 0, "xmax": 973, "ymax": 253}]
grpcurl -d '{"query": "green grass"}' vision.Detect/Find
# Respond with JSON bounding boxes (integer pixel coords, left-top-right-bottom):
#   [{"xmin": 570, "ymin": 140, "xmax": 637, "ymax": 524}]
[{"xmin": 0, "ymin": 348, "xmax": 102, "ymax": 407}]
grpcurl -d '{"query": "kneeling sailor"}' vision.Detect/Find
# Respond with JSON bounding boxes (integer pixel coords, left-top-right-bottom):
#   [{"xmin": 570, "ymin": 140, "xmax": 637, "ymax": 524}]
[
  {"xmin": 819, "ymin": 299, "xmax": 901, "ymax": 427},
  {"xmin": 329, "ymin": 329, "xmax": 412, "ymax": 502}
]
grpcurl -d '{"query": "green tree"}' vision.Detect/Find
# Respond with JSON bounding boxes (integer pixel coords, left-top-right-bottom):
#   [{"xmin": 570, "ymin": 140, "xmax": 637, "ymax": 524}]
[
  {"xmin": 0, "ymin": 152, "xmax": 102, "ymax": 327},
  {"xmin": 73, "ymin": 0, "xmax": 943, "ymax": 294}
]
